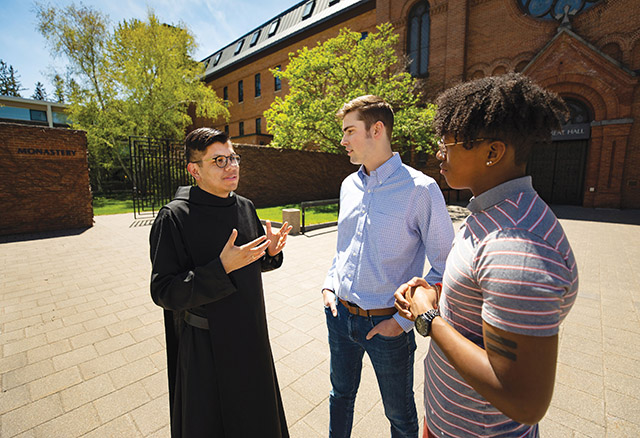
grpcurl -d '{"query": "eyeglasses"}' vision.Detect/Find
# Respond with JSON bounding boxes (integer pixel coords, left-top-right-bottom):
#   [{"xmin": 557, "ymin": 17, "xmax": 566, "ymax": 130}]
[
  {"xmin": 437, "ymin": 138, "xmax": 494, "ymax": 155},
  {"xmin": 192, "ymin": 154, "xmax": 241, "ymax": 168}
]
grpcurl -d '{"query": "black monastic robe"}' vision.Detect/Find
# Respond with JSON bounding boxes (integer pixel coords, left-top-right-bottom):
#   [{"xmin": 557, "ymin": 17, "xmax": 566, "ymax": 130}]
[{"xmin": 150, "ymin": 185, "xmax": 289, "ymax": 438}]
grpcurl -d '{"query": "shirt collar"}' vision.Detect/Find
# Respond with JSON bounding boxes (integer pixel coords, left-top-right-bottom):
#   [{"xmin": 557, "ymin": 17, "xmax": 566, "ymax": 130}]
[
  {"xmin": 174, "ymin": 185, "xmax": 237, "ymax": 207},
  {"xmin": 357, "ymin": 152, "xmax": 402, "ymax": 185},
  {"xmin": 467, "ymin": 176, "xmax": 535, "ymax": 213}
]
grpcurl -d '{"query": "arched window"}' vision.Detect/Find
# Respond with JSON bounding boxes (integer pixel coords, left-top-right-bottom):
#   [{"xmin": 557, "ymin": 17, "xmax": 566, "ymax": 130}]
[
  {"xmin": 407, "ymin": 2, "xmax": 430, "ymax": 77},
  {"xmin": 563, "ymin": 97, "xmax": 592, "ymax": 124}
]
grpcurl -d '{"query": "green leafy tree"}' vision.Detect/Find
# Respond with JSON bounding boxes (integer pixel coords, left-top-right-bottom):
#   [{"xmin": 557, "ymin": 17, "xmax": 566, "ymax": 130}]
[
  {"xmin": 32, "ymin": 81, "xmax": 48, "ymax": 100},
  {"xmin": 35, "ymin": 3, "xmax": 229, "ymax": 191},
  {"xmin": 265, "ymin": 23, "xmax": 437, "ymax": 159},
  {"xmin": 0, "ymin": 60, "xmax": 24, "ymax": 97}
]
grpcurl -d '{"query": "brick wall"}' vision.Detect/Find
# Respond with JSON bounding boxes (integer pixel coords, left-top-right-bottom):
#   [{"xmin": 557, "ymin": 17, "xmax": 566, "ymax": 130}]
[
  {"xmin": 232, "ymin": 143, "xmax": 356, "ymax": 208},
  {"xmin": 0, "ymin": 122, "xmax": 93, "ymax": 236}
]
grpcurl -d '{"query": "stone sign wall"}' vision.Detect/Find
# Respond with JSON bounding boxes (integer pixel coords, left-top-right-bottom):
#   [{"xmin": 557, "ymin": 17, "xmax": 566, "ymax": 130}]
[{"xmin": 0, "ymin": 122, "xmax": 93, "ymax": 236}]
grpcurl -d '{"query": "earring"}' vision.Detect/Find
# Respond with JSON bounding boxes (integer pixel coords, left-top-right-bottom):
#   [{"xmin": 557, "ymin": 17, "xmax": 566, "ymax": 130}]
[{"xmin": 486, "ymin": 161, "xmax": 493, "ymax": 166}]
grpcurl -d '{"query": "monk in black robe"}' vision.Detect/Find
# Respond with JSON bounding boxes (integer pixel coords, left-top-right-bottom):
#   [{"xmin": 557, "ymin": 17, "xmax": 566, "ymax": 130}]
[{"xmin": 150, "ymin": 128, "xmax": 291, "ymax": 438}]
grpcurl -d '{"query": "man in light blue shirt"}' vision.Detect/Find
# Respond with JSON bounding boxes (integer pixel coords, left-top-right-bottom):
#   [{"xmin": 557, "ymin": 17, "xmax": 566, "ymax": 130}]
[{"xmin": 322, "ymin": 95, "xmax": 454, "ymax": 438}]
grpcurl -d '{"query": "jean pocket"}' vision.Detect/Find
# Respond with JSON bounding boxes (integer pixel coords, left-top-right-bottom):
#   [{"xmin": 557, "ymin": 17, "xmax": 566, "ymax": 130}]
[{"xmin": 375, "ymin": 332, "xmax": 405, "ymax": 341}]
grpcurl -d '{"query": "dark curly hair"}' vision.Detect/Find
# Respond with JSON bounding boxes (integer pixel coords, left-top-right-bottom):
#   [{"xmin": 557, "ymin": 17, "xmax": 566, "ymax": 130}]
[{"xmin": 434, "ymin": 73, "xmax": 568, "ymax": 165}]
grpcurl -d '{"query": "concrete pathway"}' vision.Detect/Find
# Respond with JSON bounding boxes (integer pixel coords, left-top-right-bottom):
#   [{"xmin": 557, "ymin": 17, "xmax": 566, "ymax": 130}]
[{"xmin": 1, "ymin": 206, "xmax": 639, "ymax": 437}]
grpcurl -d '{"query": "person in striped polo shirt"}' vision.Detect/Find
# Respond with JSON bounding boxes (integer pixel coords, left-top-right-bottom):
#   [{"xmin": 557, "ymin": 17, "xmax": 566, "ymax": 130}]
[{"xmin": 395, "ymin": 73, "xmax": 578, "ymax": 437}]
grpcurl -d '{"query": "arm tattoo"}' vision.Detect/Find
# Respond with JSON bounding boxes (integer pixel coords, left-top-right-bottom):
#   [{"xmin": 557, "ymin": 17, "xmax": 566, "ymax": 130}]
[
  {"xmin": 486, "ymin": 342, "xmax": 517, "ymax": 361},
  {"xmin": 486, "ymin": 331, "xmax": 517, "ymax": 349},
  {"xmin": 485, "ymin": 331, "xmax": 518, "ymax": 361}
]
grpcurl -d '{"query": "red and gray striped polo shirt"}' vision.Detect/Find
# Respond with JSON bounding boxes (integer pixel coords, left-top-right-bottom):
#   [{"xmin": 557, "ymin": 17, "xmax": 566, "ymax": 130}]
[{"xmin": 425, "ymin": 176, "xmax": 578, "ymax": 437}]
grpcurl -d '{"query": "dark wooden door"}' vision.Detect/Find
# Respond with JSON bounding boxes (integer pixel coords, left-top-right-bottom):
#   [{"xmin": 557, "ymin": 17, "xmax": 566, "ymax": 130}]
[{"xmin": 528, "ymin": 140, "xmax": 588, "ymax": 205}]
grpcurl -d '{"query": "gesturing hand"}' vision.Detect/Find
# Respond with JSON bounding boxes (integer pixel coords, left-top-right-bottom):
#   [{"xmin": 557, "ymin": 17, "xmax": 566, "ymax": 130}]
[
  {"xmin": 219, "ymin": 229, "xmax": 269, "ymax": 274},
  {"xmin": 265, "ymin": 220, "xmax": 293, "ymax": 256}
]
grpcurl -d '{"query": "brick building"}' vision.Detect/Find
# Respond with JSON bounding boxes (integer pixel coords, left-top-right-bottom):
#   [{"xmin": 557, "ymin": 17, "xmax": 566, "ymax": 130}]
[{"xmin": 200, "ymin": 0, "xmax": 639, "ymax": 208}]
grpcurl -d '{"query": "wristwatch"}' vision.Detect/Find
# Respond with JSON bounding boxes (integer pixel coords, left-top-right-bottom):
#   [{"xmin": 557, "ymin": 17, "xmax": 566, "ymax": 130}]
[{"xmin": 415, "ymin": 308, "xmax": 440, "ymax": 337}]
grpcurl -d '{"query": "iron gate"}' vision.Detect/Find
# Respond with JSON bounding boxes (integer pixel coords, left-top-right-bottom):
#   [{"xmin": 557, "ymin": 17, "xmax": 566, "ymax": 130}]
[{"xmin": 129, "ymin": 136, "xmax": 190, "ymax": 219}]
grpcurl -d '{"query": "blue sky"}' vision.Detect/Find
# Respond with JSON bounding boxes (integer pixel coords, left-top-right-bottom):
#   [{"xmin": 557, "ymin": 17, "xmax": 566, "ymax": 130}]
[{"xmin": 0, "ymin": 0, "xmax": 298, "ymax": 98}]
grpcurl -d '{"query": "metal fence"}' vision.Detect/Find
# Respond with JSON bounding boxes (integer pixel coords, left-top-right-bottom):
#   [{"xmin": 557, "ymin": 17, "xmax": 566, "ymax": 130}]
[
  {"xmin": 129, "ymin": 136, "xmax": 190, "ymax": 219},
  {"xmin": 300, "ymin": 198, "xmax": 339, "ymax": 234}
]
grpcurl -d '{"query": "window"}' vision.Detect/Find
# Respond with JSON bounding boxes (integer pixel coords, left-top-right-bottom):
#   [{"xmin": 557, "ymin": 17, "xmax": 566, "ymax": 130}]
[
  {"xmin": 302, "ymin": 1, "xmax": 315, "ymax": 19},
  {"xmin": 0, "ymin": 106, "xmax": 30, "ymax": 121},
  {"xmin": 256, "ymin": 118, "xmax": 261, "ymax": 134},
  {"xmin": 268, "ymin": 18, "xmax": 280, "ymax": 37},
  {"xmin": 255, "ymin": 73, "xmax": 261, "ymax": 97},
  {"xmin": 239, "ymin": 121, "xmax": 245, "ymax": 136},
  {"xmin": 250, "ymin": 30, "xmax": 261, "ymax": 47},
  {"xmin": 517, "ymin": 0, "xmax": 600, "ymax": 20},
  {"xmin": 223, "ymin": 86, "xmax": 228, "ymax": 101},
  {"xmin": 564, "ymin": 98, "xmax": 592, "ymax": 124},
  {"xmin": 30, "ymin": 109, "xmax": 47, "ymax": 122},
  {"xmin": 224, "ymin": 125, "xmax": 229, "ymax": 135},
  {"xmin": 407, "ymin": 2, "xmax": 430, "ymax": 77},
  {"xmin": 52, "ymin": 111, "xmax": 69, "ymax": 125},
  {"xmin": 238, "ymin": 80, "xmax": 243, "ymax": 102},
  {"xmin": 213, "ymin": 52, "xmax": 222, "ymax": 66},
  {"xmin": 274, "ymin": 65, "xmax": 282, "ymax": 91},
  {"xmin": 234, "ymin": 39, "xmax": 244, "ymax": 55},
  {"xmin": 0, "ymin": 107, "xmax": 49, "ymax": 124}
]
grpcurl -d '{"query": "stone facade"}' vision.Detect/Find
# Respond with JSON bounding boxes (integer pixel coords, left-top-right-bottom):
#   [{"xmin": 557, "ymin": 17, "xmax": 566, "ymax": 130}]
[
  {"xmin": 0, "ymin": 122, "xmax": 93, "ymax": 236},
  {"xmin": 201, "ymin": 0, "xmax": 640, "ymax": 208}
]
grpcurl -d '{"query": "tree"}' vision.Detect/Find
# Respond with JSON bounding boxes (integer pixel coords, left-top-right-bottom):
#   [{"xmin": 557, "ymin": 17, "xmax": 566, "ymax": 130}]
[
  {"xmin": 53, "ymin": 74, "xmax": 65, "ymax": 102},
  {"xmin": 32, "ymin": 81, "xmax": 48, "ymax": 100},
  {"xmin": 264, "ymin": 23, "xmax": 437, "ymax": 159},
  {"xmin": 0, "ymin": 60, "xmax": 24, "ymax": 97},
  {"xmin": 35, "ymin": 3, "xmax": 229, "ymax": 191}
]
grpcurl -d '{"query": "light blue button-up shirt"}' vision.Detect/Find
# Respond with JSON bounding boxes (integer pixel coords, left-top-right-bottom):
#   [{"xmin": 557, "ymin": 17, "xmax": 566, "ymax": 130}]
[{"xmin": 323, "ymin": 153, "xmax": 455, "ymax": 331}]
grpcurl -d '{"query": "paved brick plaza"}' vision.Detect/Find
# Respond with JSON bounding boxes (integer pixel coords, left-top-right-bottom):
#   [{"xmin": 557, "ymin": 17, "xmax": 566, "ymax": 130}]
[{"xmin": 1, "ymin": 206, "xmax": 639, "ymax": 437}]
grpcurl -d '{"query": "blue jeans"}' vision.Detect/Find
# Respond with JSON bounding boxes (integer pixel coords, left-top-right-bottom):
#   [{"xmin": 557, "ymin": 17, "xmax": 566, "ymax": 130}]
[{"xmin": 325, "ymin": 301, "xmax": 418, "ymax": 438}]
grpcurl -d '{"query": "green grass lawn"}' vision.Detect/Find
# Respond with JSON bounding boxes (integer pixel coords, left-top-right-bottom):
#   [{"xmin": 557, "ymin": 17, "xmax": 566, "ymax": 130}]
[
  {"xmin": 93, "ymin": 194, "xmax": 338, "ymax": 225},
  {"xmin": 93, "ymin": 195, "xmax": 134, "ymax": 216},
  {"xmin": 257, "ymin": 203, "xmax": 338, "ymax": 225}
]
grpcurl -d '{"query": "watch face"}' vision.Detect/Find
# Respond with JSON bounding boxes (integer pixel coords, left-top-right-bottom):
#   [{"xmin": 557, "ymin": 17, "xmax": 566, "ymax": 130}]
[{"xmin": 415, "ymin": 315, "xmax": 429, "ymax": 336}]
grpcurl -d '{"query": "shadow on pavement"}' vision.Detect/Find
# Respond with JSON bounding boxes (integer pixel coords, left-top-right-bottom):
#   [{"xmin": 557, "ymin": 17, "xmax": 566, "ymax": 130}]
[
  {"xmin": 0, "ymin": 227, "xmax": 92, "ymax": 244},
  {"xmin": 551, "ymin": 205, "xmax": 640, "ymax": 225}
]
